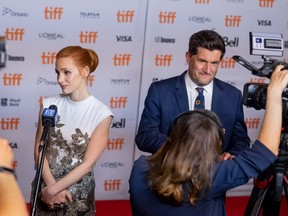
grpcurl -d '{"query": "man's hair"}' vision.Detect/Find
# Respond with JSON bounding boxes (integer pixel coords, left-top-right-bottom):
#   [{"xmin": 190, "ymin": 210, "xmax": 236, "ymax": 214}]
[{"xmin": 188, "ymin": 30, "xmax": 226, "ymax": 60}]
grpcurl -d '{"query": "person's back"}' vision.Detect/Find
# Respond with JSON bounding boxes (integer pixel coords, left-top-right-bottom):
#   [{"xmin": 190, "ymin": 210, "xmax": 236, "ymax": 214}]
[{"xmin": 130, "ymin": 65, "xmax": 288, "ymax": 215}]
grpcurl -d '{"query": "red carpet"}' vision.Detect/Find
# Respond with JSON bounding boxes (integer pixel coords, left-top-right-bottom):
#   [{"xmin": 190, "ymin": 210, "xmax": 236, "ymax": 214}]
[{"xmin": 27, "ymin": 196, "xmax": 288, "ymax": 215}]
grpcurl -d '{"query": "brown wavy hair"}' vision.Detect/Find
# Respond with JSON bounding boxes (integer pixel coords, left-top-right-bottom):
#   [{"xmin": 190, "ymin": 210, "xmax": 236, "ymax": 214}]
[
  {"xmin": 56, "ymin": 46, "xmax": 99, "ymax": 73},
  {"xmin": 146, "ymin": 110, "xmax": 223, "ymax": 205}
]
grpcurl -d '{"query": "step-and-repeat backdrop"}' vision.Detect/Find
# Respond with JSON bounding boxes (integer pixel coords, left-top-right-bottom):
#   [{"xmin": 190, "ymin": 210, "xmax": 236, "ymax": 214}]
[{"xmin": 1, "ymin": 0, "xmax": 287, "ymax": 201}]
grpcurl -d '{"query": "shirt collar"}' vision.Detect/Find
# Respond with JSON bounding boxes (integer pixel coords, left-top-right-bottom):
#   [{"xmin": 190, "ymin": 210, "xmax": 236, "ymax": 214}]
[{"xmin": 185, "ymin": 71, "xmax": 213, "ymax": 94}]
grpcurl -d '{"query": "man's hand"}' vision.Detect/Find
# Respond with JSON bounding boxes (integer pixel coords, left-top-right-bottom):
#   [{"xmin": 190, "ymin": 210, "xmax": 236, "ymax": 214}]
[{"xmin": 219, "ymin": 152, "xmax": 235, "ymax": 160}]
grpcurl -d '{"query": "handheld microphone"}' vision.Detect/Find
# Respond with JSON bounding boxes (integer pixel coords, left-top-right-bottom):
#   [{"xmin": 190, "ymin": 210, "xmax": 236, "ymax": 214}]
[{"xmin": 42, "ymin": 105, "xmax": 58, "ymax": 128}]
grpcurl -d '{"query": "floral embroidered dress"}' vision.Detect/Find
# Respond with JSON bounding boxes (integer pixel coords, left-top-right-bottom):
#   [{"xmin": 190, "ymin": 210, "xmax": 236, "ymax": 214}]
[{"xmin": 31, "ymin": 94, "xmax": 113, "ymax": 216}]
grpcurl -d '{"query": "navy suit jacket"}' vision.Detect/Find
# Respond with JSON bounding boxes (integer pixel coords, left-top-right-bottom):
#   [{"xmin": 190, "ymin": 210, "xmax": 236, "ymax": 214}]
[{"xmin": 135, "ymin": 71, "xmax": 250, "ymax": 154}]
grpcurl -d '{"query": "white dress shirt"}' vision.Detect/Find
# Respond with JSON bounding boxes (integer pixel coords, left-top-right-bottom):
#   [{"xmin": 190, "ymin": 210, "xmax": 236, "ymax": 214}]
[{"xmin": 185, "ymin": 71, "xmax": 213, "ymax": 110}]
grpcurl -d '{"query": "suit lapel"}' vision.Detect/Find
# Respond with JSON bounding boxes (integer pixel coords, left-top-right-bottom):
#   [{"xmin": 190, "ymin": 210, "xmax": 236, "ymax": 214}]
[
  {"xmin": 174, "ymin": 72, "xmax": 189, "ymax": 113},
  {"xmin": 212, "ymin": 79, "xmax": 224, "ymax": 115}
]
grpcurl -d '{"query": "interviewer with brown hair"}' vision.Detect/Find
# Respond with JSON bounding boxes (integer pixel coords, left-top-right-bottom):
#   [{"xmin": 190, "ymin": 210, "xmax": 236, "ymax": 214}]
[{"xmin": 129, "ymin": 65, "xmax": 288, "ymax": 215}]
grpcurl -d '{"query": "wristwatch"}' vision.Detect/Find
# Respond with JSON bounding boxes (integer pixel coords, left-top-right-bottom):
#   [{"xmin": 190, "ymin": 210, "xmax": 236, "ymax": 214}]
[{"xmin": 0, "ymin": 166, "xmax": 16, "ymax": 178}]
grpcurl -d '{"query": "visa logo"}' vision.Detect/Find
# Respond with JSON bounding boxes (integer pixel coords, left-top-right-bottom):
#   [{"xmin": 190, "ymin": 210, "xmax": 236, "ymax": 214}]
[{"xmin": 116, "ymin": 36, "xmax": 132, "ymax": 42}]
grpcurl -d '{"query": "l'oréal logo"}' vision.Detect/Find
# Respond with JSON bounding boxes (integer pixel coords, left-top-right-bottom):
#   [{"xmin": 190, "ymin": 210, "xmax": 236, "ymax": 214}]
[
  {"xmin": 101, "ymin": 162, "xmax": 124, "ymax": 168},
  {"xmin": 39, "ymin": 33, "xmax": 65, "ymax": 40},
  {"xmin": 188, "ymin": 16, "xmax": 212, "ymax": 23}
]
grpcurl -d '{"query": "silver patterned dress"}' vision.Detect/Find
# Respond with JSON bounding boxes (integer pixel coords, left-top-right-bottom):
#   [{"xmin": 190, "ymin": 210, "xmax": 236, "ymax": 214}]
[{"xmin": 30, "ymin": 95, "xmax": 113, "ymax": 216}]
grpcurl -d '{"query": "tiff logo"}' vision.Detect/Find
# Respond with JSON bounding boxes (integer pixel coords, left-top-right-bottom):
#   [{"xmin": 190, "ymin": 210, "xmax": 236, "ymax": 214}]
[
  {"xmin": 113, "ymin": 54, "xmax": 131, "ymax": 66},
  {"xmin": 44, "ymin": 7, "xmax": 63, "ymax": 20},
  {"xmin": 5, "ymin": 28, "xmax": 24, "ymax": 41},
  {"xmin": 1, "ymin": 118, "xmax": 20, "ymax": 130},
  {"xmin": 110, "ymin": 97, "xmax": 128, "ymax": 108},
  {"xmin": 104, "ymin": 179, "xmax": 121, "ymax": 191},
  {"xmin": 11, "ymin": 161, "xmax": 18, "ymax": 169},
  {"xmin": 155, "ymin": 54, "xmax": 172, "ymax": 66},
  {"xmin": 88, "ymin": 75, "xmax": 94, "ymax": 87},
  {"xmin": 116, "ymin": 10, "xmax": 135, "ymax": 23},
  {"xmin": 41, "ymin": 52, "xmax": 57, "ymax": 64},
  {"xmin": 249, "ymin": 77, "xmax": 266, "ymax": 83},
  {"xmin": 79, "ymin": 31, "xmax": 98, "ymax": 44},
  {"xmin": 107, "ymin": 138, "xmax": 124, "ymax": 150},
  {"xmin": 38, "ymin": 96, "xmax": 48, "ymax": 107},
  {"xmin": 159, "ymin": 11, "xmax": 176, "ymax": 24},
  {"xmin": 3, "ymin": 74, "xmax": 22, "ymax": 86},
  {"xmin": 195, "ymin": 0, "xmax": 210, "ymax": 4},
  {"xmin": 246, "ymin": 118, "xmax": 261, "ymax": 129},
  {"xmin": 220, "ymin": 57, "xmax": 235, "ymax": 69},
  {"xmin": 225, "ymin": 15, "xmax": 241, "ymax": 27},
  {"xmin": 259, "ymin": 0, "xmax": 275, "ymax": 7}
]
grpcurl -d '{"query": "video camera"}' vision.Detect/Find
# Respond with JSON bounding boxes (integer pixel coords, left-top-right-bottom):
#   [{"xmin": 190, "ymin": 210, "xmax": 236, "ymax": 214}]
[
  {"xmin": 0, "ymin": 36, "xmax": 7, "ymax": 68},
  {"xmin": 233, "ymin": 32, "xmax": 288, "ymax": 111}
]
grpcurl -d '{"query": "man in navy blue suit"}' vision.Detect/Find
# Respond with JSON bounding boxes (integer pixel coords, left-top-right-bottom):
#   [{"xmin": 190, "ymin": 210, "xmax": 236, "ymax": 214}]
[{"xmin": 135, "ymin": 29, "xmax": 250, "ymax": 159}]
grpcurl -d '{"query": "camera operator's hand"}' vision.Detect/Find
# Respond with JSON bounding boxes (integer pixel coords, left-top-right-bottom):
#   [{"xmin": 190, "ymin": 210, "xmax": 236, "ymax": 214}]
[{"xmin": 258, "ymin": 65, "xmax": 288, "ymax": 156}]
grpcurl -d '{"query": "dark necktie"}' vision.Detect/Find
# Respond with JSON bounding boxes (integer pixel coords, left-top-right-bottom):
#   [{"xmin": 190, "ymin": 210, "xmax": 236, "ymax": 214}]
[{"xmin": 194, "ymin": 87, "xmax": 205, "ymax": 109}]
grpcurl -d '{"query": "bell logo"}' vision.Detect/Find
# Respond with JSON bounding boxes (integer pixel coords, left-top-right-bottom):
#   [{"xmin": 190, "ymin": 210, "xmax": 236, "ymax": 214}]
[
  {"xmin": 1, "ymin": 118, "xmax": 20, "ymax": 130},
  {"xmin": 155, "ymin": 54, "xmax": 172, "ymax": 66},
  {"xmin": 3, "ymin": 73, "xmax": 22, "ymax": 86},
  {"xmin": 104, "ymin": 179, "xmax": 121, "ymax": 191},
  {"xmin": 259, "ymin": 0, "xmax": 275, "ymax": 7},
  {"xmin": 41, "ymin": 52, "xmax": 57, "ymax": 64},
  {"xmin": 225, "ymin": 15, "xmax": 242, "ymax": 27},
  {"xmin": 116, "ymin": 10, "xmax": 135, "ymax": 23},
  {"xmin": 109, "ymin": 97, "xmax": 128, "ymax": 109},
  {"xmin": 246, "ymin": 118, "xmax": 261, "ymax": 129},
  {"xmin": 5, "ymin": 28, "xmax": 25, "ymax": 41},
  {"xmin": 107, "ymin": 138, "xmax": 124, "ymax": 150},
  {"xmin": 79, "ymin": 31, "xmax": 98, "ymax": 44},
  {"xmin": 220, "ymin": 57, "xmax": 235, "ymax": 69},
  {"xmin": 159, "ymin": 11, "xmax": 176, "ymax": 24},
  {"xmin": 113, "ymin": 54, "xmax": 132, "ymax": 66},
  {"xmin": 44, "ymin": 7, "xmax": 63, "ymax": 20},
  {"xmin": 195, "ymin": 0, "xmax": 210, "ymax": 4}
]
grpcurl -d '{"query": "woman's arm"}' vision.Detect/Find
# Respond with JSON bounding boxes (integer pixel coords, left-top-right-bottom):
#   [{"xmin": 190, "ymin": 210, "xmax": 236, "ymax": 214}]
[
  {"xmin": 34, "ymin": 106, "xmax": 72, "ymax": 206},
  {"xmin": 258, "ymin": 65, "xmax": 288, "ymax": 155},
  {"xmin": 40, "ymin": 115, "xmax": 113, "ymax": 201}
]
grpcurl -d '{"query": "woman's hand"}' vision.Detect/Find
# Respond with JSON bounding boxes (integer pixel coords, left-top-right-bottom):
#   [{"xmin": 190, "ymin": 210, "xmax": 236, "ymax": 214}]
[{"xmin": 40, "ymin": 186, "xmax": 73, "ymax": 207}]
